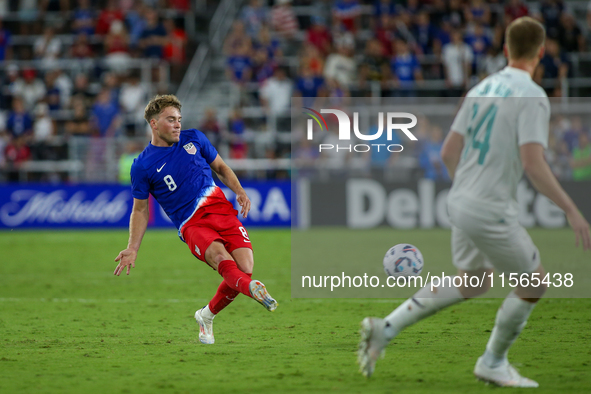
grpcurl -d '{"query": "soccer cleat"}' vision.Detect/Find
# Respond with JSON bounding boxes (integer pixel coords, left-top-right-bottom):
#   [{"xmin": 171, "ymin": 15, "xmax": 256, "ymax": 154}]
[
  {"xmin": 474, "ymin": 357, "xmax": 539, "ymax": 388},
  {"xmin": 249, "ymin": 280, "xmax": 278, "ymax": 312},
  {"xmin": 357, "ymin": 317, "xmax": 389, "ymax": 378},
  {"xmin": 195, "ymin": 307, "xmax": 215, "ymax": 344}
]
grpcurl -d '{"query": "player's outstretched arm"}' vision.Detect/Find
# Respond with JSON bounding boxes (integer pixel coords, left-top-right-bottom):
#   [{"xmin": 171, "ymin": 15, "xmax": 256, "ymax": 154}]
[
  {"xmin": 114, "ymin": 198, "xmax": 150, "ymax": 276},
  {"xmin": 210, "ymin": 154, "xmax": 251, "ymax": 218},
  {"xmin": 521, "ymin": 143, "xmax": 591, "ymax": 250},
  {"xmin": 441, "ymin": 131, "xmax": 464, "ymax": 180}
]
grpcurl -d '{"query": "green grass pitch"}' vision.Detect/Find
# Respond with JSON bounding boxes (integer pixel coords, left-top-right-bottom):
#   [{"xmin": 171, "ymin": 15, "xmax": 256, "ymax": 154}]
[{"xmin": 0, "ymin": 228, "xmax": 590, "ymax": 393}]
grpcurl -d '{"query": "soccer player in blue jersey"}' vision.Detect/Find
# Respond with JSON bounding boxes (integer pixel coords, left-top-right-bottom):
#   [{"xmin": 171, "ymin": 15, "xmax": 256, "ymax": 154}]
[{"xmin": 113, "ymin": 94, "xmax": 277, "ymax": 345}]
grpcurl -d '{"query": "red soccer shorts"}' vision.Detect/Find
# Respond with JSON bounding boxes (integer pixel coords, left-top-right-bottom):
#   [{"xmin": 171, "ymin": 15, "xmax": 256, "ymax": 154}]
[{"xmin": 181, "ymin": 204, "xmax": 253, "ymax": 263}]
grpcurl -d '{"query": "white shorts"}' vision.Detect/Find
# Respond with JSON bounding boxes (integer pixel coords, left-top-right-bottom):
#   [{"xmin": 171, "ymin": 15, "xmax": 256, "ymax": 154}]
[{"xmin": 448, "ymin": 204, "xmax": 540, "ymax": 274}]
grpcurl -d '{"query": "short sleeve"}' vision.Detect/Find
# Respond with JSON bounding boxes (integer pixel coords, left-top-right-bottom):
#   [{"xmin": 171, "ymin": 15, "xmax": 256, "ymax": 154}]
[
  {"xmin": 517, "ymin": 97, "xmax": 550, "ymax": 149},
  {"xmin": 450, "ymin": 98, "xmax": 471, "ymax": 136},
  {"xmin": 130, "ymin": 159, "xmax": 150, "ymax": 200},
  {"xmin": 194, "ymin": 129, "xmax": 218, "ymax": 164}
]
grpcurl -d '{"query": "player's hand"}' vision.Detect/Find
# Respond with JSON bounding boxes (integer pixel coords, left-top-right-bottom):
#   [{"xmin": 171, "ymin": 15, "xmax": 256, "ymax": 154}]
[
  {"xmin": 114, "ymin": 248, "xmax": 138, "ymax": 276},
  {"xmin": 236, "ymin": 191, "xmax": 251, "ymax": 219},
  {"xmin": 566, "ymin": 210, "xmax": 591, "ymax": 251}
]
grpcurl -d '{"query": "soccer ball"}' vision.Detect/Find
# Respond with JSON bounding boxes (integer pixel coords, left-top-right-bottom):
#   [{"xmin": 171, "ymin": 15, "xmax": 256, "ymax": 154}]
[{"xmin": 383, "ymin": 244, "xmax": 424, "ymax": 277}]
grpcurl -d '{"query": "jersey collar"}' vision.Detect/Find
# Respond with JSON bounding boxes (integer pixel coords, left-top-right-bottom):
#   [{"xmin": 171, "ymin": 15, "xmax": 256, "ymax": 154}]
[
  {"xmin": 502, "ymin": 66, "xmax": 532, "ymax": 80},
  {"xmin": 149, "ymin": 141, "xmax": 176, "ymax": 150}
]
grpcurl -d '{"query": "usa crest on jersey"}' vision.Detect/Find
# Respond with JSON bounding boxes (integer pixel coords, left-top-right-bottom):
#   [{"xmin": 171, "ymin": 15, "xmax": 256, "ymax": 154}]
[{"xmin": 183, "ymin": 142, "xmax": 196, "ymax": 155}]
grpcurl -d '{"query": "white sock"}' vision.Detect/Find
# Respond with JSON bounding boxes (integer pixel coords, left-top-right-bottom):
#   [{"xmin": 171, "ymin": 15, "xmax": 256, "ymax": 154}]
[
  {"xmin": 482, "ymin": 291, "xmax": 536, "ymax": 368},
  {"xmin": 202, "ymin": 305, "xmax": 216, "ymax": 320},
  {"xmin": 384, "ymin": 276, "xmax": 464, "ymax": 340}
]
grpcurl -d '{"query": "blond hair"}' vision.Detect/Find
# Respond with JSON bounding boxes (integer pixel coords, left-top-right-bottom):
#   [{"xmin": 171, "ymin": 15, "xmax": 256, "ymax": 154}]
[
  {"xmin": 144, "ymin": 94, "xmax": 182, "ymax": 123},
  {"xmin": 505, "ymin": 17, "xmax": 546, "ymax": 60}
]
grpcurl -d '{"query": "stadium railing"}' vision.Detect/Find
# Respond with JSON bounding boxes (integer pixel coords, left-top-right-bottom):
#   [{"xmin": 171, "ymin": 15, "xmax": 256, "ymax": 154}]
[
  {"xmin": 12, "ymin": 135, "xmax": 291, "ymax": 182},
  {"xmin": 17, "ymin": 160, "xmax": 84, "ymax": 182},
  {"xmin": 177, "ymin": 0, "xmax": 244, "ymax": 102},
  {"xmin": 0, "ymin": 58, "xmax": 170, "ymax": 98}
]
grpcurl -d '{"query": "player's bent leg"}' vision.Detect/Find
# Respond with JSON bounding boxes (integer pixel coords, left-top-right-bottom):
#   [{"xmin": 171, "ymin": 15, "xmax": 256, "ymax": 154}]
[
  {"xmin": 206, "ymin": 248, "xmax": 254, "ymax": 317},
  {"xmin": 207, "ymin": 250, "xmax": 255, "ymax": 315},
  {"xmin": 230, "ymin": 246, "xmax": 277, "ymax": 312},
  {"xmin": 230, "ymin": 247, "xmax": 254, "ymax": 274},
  {"xmin": 476, "ymin": 265, "xmax": 546, "ymax": 388},
  {"xmin": 457, "ymin": 268, "xmax": 493, "ymax": 299},
  {"xmin": 204, "ymin": 241, "xmax": 234, "ymax": 269},
  {"xmin": 358, "ymin": 273, "xmax": 467, "ymax": 378},
  {"xmin": 205, "ymin": 241, "xmax": 252, "ymax": 297},
  {"xmin": 514, "ymin": 264, "xmax": 548, "ymax": 301},
  {"xmin": 196, "ymin": 247, "xmax": 256, "ymax": 344},
  {"xmin": 192, "ymin": 242, "xmax": 233, "ymax": 345},
  {"xmin": 206, "ymin": 242, "xmax": 277, "ymax": 312},
  {"xmin": 383, "ymin": 274, "xmax": 467, "ymax": 340},
  {"xmin": 207, "ymin": 279, "xmax": 245, "ymax": 316}
]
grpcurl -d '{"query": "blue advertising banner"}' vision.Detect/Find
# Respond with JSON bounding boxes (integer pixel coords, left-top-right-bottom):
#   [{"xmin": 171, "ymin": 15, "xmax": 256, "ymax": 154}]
[
  {"xmin": 0, "ymin": 182, "xmax": 291, "ymax": 229},
  {"xmin": 219, "ymin": 182, "xmax": 291, "ymax": 227}
]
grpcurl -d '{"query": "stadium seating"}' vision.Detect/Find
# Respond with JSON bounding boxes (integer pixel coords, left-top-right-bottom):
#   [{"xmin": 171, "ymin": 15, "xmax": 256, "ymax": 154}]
[{"xmin": 2, "ymin": 0, "xmax": 591, "ymax": 182}]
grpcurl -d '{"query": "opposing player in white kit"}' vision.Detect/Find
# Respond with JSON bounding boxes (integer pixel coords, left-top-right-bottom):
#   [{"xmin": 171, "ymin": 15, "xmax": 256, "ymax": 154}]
[{"xmin": 357, "ymin": 17, "xmax": 591, "ymax": 387}]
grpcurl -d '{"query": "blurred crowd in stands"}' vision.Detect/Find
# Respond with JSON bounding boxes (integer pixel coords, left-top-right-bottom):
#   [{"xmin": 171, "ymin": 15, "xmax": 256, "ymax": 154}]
[
  {"xmin": 215, "ymin": 0, "xmax": 591, "ymax": 180},
  {"xmin": 225, "ymin": 0, "xmax": 591, "ymax": 102},
  {"xmin": 1, "ymin": 0, "xmax": 591, "ymax": 183},
  {"xmin": 0, "ymin": 0, "xmax": 190, "ymax": 181}
]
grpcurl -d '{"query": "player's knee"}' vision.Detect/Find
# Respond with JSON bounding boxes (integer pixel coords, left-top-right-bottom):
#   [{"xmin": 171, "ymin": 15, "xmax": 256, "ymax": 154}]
[
  {"xmin": 231, "ymin": 248, "xmax": 254, "ymax": 274},
  {"xmin": 460, "ymin": 283, "xmax": 489, "ymax": 299},
  {"xmin": 515, "ymin": 282, "xmax": 546, "ymax": 301},
  {"xmin": 528, "ymin": 281, "xmax": 547, "ymax": 299},
  {"xmin": 473, "ymin": 279, "xmax": 491, "ymax": 296},
  {"xmin": 239, "ymin": 260, "xmax": 253, "ymax": 274},
  {"xmin": 205, "ymin": 243, "xmax": 232, "ymax": 266},
  {"xmin": 457, "ymin": 271, "xmax": 492, "ymax": 298},
  {"xmin": 212, "ymin": 252, "xmax": 231, "ymax": 265},
  {"xmin": 515, "ymin": 266, "xmax": 547, "ymax": 300},
  {"xmin": 233, "ymin": 253, "xmax": 253, "ymax": 273}
]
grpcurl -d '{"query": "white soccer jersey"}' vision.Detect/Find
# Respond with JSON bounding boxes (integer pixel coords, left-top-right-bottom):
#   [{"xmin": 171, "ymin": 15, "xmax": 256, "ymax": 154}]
[{"xmin": 447, "ymin": 67, "xmax": 550, "ymax": 221}]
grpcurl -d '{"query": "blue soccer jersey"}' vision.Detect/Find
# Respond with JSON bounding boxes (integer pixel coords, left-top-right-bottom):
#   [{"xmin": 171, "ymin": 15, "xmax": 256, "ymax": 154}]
[{"xmin": 130, "ymin": 128, "xmax": 228, "ymax": 235}]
